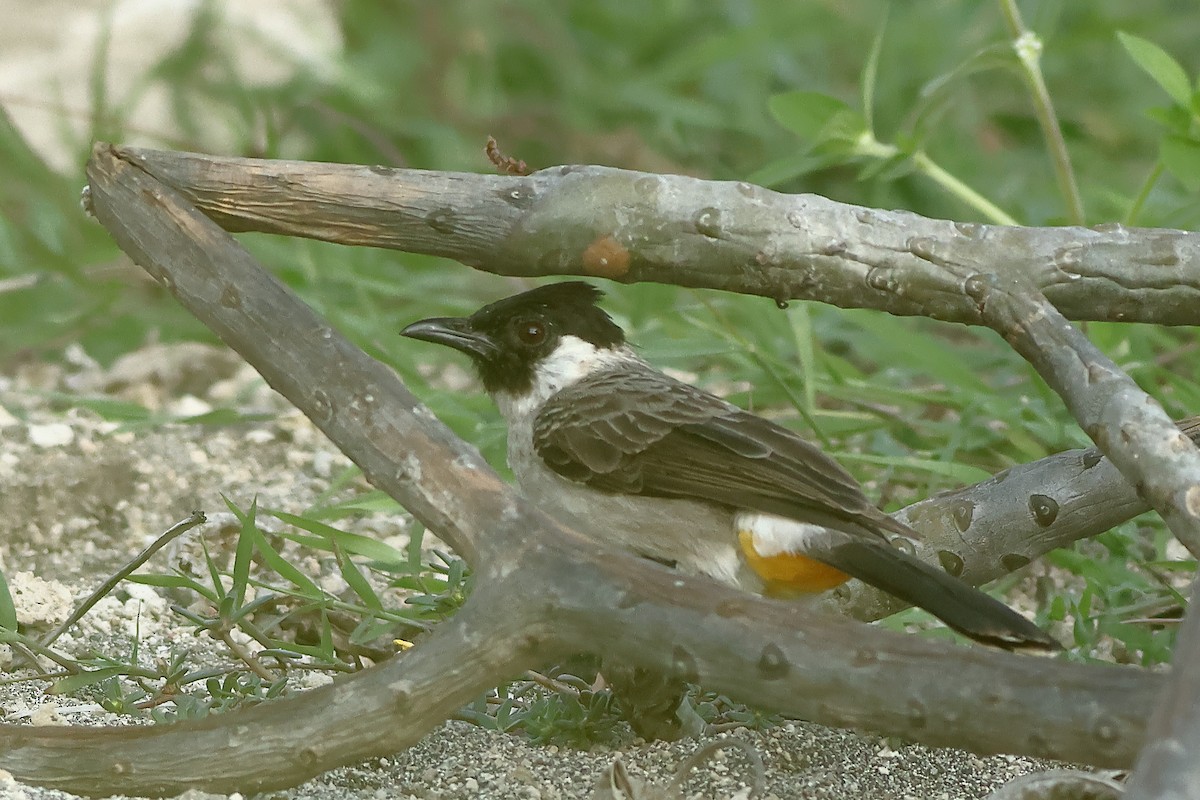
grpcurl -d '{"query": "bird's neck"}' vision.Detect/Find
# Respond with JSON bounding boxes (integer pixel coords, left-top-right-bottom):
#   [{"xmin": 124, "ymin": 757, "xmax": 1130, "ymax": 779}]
[{"xmin": 492, "ymin": 337, "xmax": 639, "ymax": 425}]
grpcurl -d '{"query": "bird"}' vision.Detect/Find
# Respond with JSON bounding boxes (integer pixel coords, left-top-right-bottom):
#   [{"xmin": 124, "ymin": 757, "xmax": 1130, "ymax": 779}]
[{"xmin": 401, "ymin": 281, "xmax": 1060, "ymax": 651}]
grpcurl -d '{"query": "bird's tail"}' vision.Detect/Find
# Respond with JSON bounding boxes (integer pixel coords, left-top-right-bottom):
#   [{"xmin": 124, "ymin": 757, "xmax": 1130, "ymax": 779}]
[{"xmin": 820, "ymin": 536, "xmax": 1061, "ymax": 652}]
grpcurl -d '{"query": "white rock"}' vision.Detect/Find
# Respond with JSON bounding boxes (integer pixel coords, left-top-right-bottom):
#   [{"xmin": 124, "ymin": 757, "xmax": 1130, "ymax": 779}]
[
  {"xmin": 244, "ymin": 428, "xmax": 276, "ymax": 445},
  {"xmin": 10, "ymin": 571, "xmax": 74, "ymax": 627},
  {"xmin": 27, "ymin": 422, "xmax": 74, "ymax": 448},
  {"xmin": 30, "ymin": 703, "xmax": 67, "ymax": 726},
  {"xmin": 169, "ymin": 395, "xmax": 213, "ymax": 418}
]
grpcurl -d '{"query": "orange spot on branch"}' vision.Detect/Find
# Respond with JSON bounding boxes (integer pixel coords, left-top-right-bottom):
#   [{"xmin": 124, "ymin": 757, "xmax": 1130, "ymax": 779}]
[{"xmin": 582, "ymin": 235, "xmax": 630, "ymax": 278}]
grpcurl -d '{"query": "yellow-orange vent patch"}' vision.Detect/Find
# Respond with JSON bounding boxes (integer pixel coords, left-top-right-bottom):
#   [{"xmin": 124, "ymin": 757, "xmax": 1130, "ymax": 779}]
[{"xmin": 738, "ymin": 529, "xmax": 849, "ymax": 593}]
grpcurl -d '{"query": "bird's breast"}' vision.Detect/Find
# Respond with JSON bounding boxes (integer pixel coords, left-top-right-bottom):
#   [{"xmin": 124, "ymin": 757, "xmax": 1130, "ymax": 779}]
[{"xmin": 505, "ymin": 421, "xmax": 747, "ymax": 587}]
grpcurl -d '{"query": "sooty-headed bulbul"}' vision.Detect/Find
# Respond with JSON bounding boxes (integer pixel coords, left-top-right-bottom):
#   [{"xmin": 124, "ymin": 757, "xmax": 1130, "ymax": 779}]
[{"xmin": 402, "ymin": 282, "xmax": 1059, "ymax": 651}]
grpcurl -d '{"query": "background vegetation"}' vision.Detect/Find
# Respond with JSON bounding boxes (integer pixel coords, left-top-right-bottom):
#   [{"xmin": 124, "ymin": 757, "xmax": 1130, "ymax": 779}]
[{"xmin": 1, "ymin": 0, "xmax": 1198, "ymax": 733}]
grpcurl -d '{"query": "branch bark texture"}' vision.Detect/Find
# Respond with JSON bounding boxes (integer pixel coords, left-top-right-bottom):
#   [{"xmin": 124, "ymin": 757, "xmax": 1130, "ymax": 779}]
[
  {"xmin": 969, "ymin": 277, "xmax": 1200, "ymax": 557},
  {"xmin": 117, "ymin": 146, "xmax": 1200, "ymax": 326},
  {"xmin": 834, "ymin": 416, "xmax": 1200, "ymax": 622}
]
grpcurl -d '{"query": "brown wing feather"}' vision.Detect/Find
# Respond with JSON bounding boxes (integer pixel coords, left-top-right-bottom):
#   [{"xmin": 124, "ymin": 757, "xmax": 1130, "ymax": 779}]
[
  {"xmin": 534, "ymin": 364, "xmax": 1062, "ymax": 651},
  {"xmin": 534, "ymin": 365, "xmax": 882, "ymax": 529}
]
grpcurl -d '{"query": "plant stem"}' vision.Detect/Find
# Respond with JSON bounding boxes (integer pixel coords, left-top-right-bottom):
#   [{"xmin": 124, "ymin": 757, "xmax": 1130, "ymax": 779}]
[
  {"xmin": 912, "ymin": 151, "xmax": 1021, "ymax": 226},
  {"xmin": 998, "ymin": 0, "xmax": 1086, "ymax": 224},
  {"xmin": 855, "ymin": 134, "xmax": 1019, "ymax": 226},
  {"xmin": 1125, "ymin": 162, "xmax": 1165, "ymax": 226}
]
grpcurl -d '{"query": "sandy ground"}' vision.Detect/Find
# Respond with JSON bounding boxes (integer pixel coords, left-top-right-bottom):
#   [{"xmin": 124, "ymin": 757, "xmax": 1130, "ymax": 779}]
[{"xmin": 0, "ymin": 341, "xmax": 1111, "ymax": 800}]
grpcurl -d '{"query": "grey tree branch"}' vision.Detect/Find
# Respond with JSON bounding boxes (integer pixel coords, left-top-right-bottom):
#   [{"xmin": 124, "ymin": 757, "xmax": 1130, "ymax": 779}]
[
  {"xmin": 0, "ymin": 144, "xmax": 1182, "ymax": 796},
  {"xmin": 968, "ymin": 278, "xmax": 1200, "ymax": 558},
  {"xmin": 2, "ymin": 580, "xmax": 547, "ymax": 796},
  {"xmin": 1124, "ymin": 578, "xmax": 1200, "ymax": 800},
  {"xmin": 832, "ymin": 416, "xmax": 1200, "ymax": 622},
  {"xmin": 116, "ymin": 146, "xmax": 1200, "ymax": 326}
]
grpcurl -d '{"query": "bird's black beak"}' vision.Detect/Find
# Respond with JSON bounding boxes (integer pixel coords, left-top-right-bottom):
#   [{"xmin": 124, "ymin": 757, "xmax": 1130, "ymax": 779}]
[{"xmin": 401, "ymin": 317, "xmax": 497, "ymax": 361}]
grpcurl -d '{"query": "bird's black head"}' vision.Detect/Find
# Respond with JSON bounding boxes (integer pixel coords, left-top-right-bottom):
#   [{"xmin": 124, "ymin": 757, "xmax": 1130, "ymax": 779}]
[{"xmin": 401, "ymin": 282, "xmax": 626, "ymax": 395}]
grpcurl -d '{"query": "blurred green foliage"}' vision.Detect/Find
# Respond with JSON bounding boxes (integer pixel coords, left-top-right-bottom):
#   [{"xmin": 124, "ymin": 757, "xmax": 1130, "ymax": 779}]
[{"xmin": 1, "ymin": 1, "xmax": 1198, "ymax": 662}]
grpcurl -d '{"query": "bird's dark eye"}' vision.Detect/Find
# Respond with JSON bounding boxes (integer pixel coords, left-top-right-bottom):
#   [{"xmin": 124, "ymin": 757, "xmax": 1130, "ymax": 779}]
[{"xmin": 515, "ymin": 319, "xmax": 547, "ymax": 345}]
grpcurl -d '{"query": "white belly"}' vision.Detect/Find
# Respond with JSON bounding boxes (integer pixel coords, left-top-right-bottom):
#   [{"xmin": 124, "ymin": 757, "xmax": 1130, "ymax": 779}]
[{"xmin": 505, "ymin": 419, "xmax": 754, "ymax": 589}]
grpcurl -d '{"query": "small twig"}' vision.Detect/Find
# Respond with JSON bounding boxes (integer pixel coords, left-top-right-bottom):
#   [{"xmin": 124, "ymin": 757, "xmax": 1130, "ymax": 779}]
[
  {"xmin": 998, "ymin": 0, "xmax": 1085, "ymax": 224},
  {"xmin": 524, "ymin": 669, "xmax": 581, "ymax": 698},
  {"xmin": 213, "ymin": 629, "xmax": 276, "ymax": 682},
  {"xmin": 668, "ymin": 738, "xmax": 765, "ymax": 799},
  {"xmin": 40, "ymin": 511, "xmax": 207, "ymax": 650},
  {"xmin": 485, "ymin": 135, "xmax": 530, "ymax": 176}
]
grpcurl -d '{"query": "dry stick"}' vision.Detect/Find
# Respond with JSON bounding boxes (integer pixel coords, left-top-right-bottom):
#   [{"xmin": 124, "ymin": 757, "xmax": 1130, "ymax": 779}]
[
  {"xmin": 1124, "ymin": 578, "xmax": 1200, "ymax": 800},
  {"xmin": 3, "ymin": 580, "xmax": 543, "ymax": 797},
  {"xmin": 0, "ymin": 144, "xmax": 1167, "ymax": 795},
  {"xmin": 40, "ymin": 511, "xmax": 207, "ymax": 649},
  {"xmin": 115, "ymin": 146, "xmax": 1200, "ymax": 326}
]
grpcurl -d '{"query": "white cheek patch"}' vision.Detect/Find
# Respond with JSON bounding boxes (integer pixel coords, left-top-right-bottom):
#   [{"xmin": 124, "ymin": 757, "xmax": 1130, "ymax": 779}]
[
  {"xmin": 734, "ymin": 511, "xmax": 828, "ymax": 557},
  {"xmin": 536, "ymin": 335, "xmax": 627, "ymax": 392},
  {"xmin": 496, "ymin": 336, "xmax": 633, "ymax": 424}
]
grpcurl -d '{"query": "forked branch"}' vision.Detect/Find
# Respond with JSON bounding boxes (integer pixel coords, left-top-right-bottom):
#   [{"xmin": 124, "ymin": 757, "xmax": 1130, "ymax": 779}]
[{"xmin": 0, "ymin": 144, "xmax": 1191, "ymax": 796}]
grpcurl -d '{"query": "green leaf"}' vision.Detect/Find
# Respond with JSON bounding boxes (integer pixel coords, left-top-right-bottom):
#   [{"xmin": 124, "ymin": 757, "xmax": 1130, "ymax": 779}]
[
  {"xmin": 0, "ymin": 567, "xmax": 15, "ymax": 630},
  {"xmin": 744, "ymin": 150, "xmax": 841, "ymax": 187},
  {"xmin": 251, "ymin": 530, "xmax": 324, "ymax": 598},
  {"xmin": 40, "ymin": 392, "xmax": 152, "ymax": 422},
  {"xmin": 1118, "ymin": 32, "xmax": 1193, "ymax": 108},
  {"xmin": 1144, "ymin": 104, "xmax": 1193, "ymax": 134},
  {"xmin": 268, "ymin": 510, "xmax": 407, "ymax": 565},
  {"xmin": 128, "ymin": 572, "xmax": 217, "ymax": 600},
  {"xmin": 334, "ymin": 542, "xmax": 382, "ymax": 610},
  {"xmin": 1160, "ymin": 135, "xmax": 1200, "ymax": 191},
  {"xmin": 860, "ymin": 8, "xmax": 888, "ymax": 134},
  {"xmin": 49, "ymin": 666, "xmax": 133, "ymax": 695},
  {"xmin": 308, "ymin": 489, "xmax": 401, "ymax": 518},
  {"xmin": 230, "ymin": 497, "xmax": 258, "ymax": 609},
  {"xmin": 178, "ymin": 408, "xmax": 277, "ymax": 426},
  {"xmin": 768, "ymin": 91, "xmax": 863, "ymax": 144}
]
